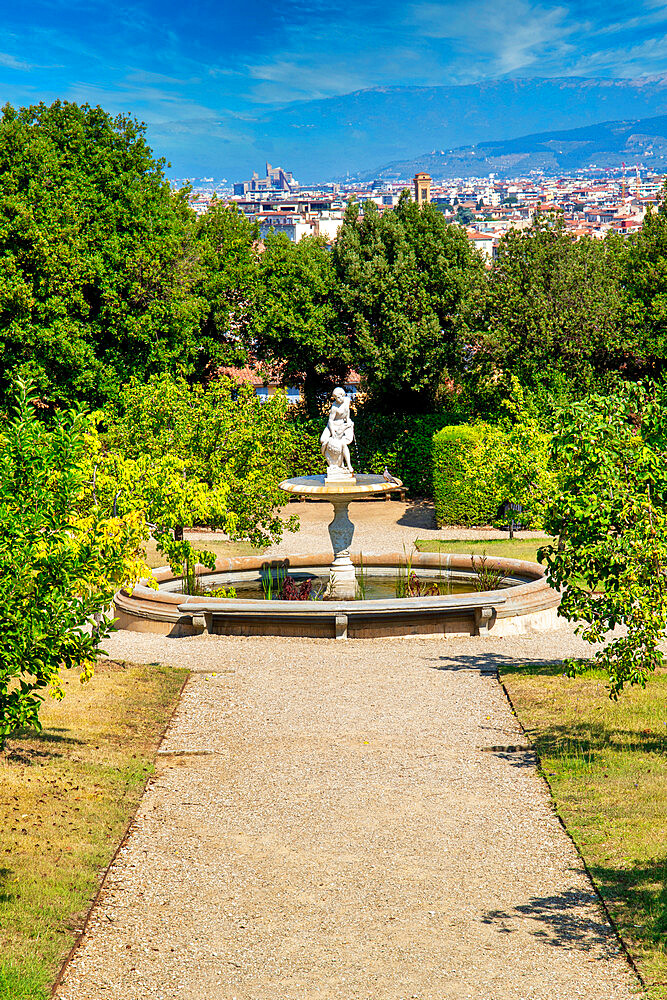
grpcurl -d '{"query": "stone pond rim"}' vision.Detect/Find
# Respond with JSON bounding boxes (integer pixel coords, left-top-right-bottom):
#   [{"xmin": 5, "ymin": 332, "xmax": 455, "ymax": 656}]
[{"xmin": 113, "ymin": 550, "xmax": 561, "ymax": 640}]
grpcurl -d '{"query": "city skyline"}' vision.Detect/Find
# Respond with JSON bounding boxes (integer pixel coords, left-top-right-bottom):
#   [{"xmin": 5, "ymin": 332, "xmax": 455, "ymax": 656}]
[{"xmin": 5, "ymin": 1, "xmax": 667, "ymax": 177}]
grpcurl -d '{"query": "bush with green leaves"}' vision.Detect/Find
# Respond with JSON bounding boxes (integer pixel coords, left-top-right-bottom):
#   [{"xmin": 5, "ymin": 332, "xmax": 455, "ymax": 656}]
[
  {"xmin": 287, "ymin": 408, "xmax": 459, "ymax": 495},
  {"xmin": 540, "ymin": 382, "xmax": 667, "ymax": 697},
  {"xmin": 97, "ymin": 373, "xmax": 298, "ymax": 579},
  {"xmin": 432, "ymin": 410, "xmax": 555, "ymax": 528},
  {"xmin": 355, "ymin": 410, "xmax": 459, "ymax": 494},
  {"xmin": 0, "ymin": 383, "xmax": 148, "ymax": 745},
  {"xmin": 433, "ymin": 424, "xmax": 493, "ymax": 525}
]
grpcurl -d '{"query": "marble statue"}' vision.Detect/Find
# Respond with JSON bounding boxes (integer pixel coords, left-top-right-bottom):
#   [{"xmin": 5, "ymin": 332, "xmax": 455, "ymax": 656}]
[{"xmin": 320, "ymin": 387, "xmax": 355, "ymax": 481}]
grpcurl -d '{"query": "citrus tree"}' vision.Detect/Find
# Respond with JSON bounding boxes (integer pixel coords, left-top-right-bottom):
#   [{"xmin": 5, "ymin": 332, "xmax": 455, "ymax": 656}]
[
  {"xmin": 96, "ymin": 373, "xmax": 298, "ymax": 581},
  {"xmin": 0, "ymin": 382, "xmax": 149, "ymax": 744},
  {"xmin": 540, "ymin": 382, "xmax": 667, "ymax": 696}
]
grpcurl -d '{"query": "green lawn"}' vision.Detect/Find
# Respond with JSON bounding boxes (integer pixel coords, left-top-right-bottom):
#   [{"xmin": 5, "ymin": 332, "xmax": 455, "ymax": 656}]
[
  {"xmin": 500, "ymin": 662, "xmax": 667, "ymax": 996},
  {"xmin": 415, "ymin": 537, "xmax": 552, "ymax": 563},
  {"xmin": 0, "ymin": 660, "xmax": 187, "ymax": 999}
]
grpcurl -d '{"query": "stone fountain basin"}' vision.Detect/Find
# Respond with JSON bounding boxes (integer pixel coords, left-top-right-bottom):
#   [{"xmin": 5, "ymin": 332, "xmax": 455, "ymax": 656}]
[
  {"xmin": 114, "ymin": 551, "xmax": 561, "ymax": 640},
  {"xmin": 279, "ymin": 473, "xmax": 399, "ymax": 499}
]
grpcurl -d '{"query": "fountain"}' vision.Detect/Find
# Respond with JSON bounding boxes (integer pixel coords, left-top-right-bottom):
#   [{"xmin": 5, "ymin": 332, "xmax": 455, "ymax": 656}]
[
  {"xmin": 114, "ymin": 388, "xmax": 561, "ymax": 638},
  {"xmin": 279, "ymin": 386, "xmax": 402, "ymax": 598}
]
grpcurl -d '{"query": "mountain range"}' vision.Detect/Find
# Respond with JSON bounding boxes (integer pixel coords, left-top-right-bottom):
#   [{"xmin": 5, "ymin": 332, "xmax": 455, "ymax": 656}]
[
  {"xmin": 360, "ymin": 115, "xmax": 667, "ymax": 181},
  {"xmin": 233, "ymin": 77, "xmax": 667, "ymax": 182}
]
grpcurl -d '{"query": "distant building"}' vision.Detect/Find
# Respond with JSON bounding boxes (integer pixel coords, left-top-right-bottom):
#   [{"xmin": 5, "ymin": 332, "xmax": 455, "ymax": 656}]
[
  {"xmin": 414, "ymin": 172, "xmax": 432, "ymax": 206},
  {"xmin": 234, "ymin": 162, "xmax": 297, "ymax": 195},
  {"xmin": 218, "ymin": 363, "xmax": 361, "ymax": 405},
  {"xmin": 252, "ymin": 210, "xmax": 343, "ymax": 243}
]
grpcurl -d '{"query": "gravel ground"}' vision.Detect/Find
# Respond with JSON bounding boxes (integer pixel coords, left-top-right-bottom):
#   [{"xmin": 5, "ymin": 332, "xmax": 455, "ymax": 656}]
[
  {"xmin": 56, "ymin": 628, "xmax": 636, "ymax": 1000},
  {"xmin": 187, "ymin": 499, "xmax": 548, "ymax": 558}
]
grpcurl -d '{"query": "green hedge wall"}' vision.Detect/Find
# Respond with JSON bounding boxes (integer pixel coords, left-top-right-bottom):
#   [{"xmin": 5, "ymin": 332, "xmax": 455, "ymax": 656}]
[
  {"xmin": 432, "ymin": 422, "xmax": 556, "ymax": 527},
  {"xmin": 433, "ymin": 425, "xmax": 500, "ymax": 526},
  {"xmin": 353, "ymin": 411, "xmax": 458, "ymax": 495}
]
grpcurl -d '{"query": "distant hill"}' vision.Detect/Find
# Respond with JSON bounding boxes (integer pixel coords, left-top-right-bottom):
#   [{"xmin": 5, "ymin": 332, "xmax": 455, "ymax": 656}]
[
  {"xmin": 359, "ymin": 115, "xmax": 667, "ymax": 180},
  {"xmin": 249, "ymin": 77, "xmax": 667, "ymax": 182}
]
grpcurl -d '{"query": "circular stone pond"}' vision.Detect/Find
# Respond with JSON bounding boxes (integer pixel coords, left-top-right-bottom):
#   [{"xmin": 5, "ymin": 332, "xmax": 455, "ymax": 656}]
[{"xmin": 114, "ymin": 550, "xmax": 561, "ymax": 640}]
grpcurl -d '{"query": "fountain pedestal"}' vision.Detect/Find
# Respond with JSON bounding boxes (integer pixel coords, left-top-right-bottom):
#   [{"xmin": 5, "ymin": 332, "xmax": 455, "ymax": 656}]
[
  {"xmin": 278, "ymin": 474, "xmax": 403, "ymax": 600},
  {"xmin": 327, "ymin": 497, "xmax": 356, "ymax": 598}
]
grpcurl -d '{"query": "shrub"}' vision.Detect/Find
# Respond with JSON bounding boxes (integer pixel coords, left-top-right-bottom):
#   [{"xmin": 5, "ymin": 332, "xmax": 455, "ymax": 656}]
[
  {"xmin": 432, "ymin": 421, "xmax": 556, "ymax": 527},
  {"xmin": 100, "ymin": 373, "xmax": 298, "ymax": 577},
  {"xmin": 540, "ymin": 382, "xmax": 667, "ymax": 695},
  {"xmin": 354, "ymin": 411, "xmax": 458, "ymax": 495},
  {"xmin": 433, "ymin": 424, "xmax": 498, "ymax": 525},
  {"xmin": 286, "ymin": 415, "xmax": 324, "ymax": 478},
  {"xmin": 0, "ymin": 382, "xmax": 148, "ymax": 745}
]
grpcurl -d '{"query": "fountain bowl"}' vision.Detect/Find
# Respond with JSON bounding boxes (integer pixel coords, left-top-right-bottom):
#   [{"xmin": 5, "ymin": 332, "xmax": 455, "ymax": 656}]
[{"xmin": 113, "ymin": 550, "xmax": 561, "ymax": 640}]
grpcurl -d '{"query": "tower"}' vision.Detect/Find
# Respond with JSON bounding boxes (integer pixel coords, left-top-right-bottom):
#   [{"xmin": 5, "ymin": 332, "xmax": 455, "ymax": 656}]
[{"xmin": 414, "ymin": 172, "xmax": 432, "ymax": 206}]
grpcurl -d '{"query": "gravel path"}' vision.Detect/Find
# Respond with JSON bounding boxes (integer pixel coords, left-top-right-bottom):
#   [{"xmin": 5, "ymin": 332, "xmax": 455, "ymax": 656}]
[
  {"xmin": 187, "ymin": 498, "xmax": 548, "ymax": 559},
  {"xmin": 56, "ymin": 629, "xmax": 636, "ymax": 1000}
]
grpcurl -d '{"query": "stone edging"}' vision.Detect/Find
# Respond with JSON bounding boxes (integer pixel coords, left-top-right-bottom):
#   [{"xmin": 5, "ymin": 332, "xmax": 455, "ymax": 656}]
[{"xmin": 114, "ymin": 552, "xmax": 560, "ymax": 639}]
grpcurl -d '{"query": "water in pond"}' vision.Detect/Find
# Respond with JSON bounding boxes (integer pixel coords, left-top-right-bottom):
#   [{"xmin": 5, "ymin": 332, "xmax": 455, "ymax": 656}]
[{"xmin": 196, "ymin": 573, "xmax": 508, "ymax": 601}]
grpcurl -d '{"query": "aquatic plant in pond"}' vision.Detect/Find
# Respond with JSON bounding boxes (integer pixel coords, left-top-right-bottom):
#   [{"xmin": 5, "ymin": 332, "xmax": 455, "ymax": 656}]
[
  {"xmin": 395, "ymin": 545, "xmax": 415, "ymax": 598},
  {"xmin": 261, "ymin": 562, "xmax": 287, "ymax": 600},
  {"xmin": 279, "ymin": 577, "xmax": 317, "ymax": 601},
  {"xmin": 405, "ymin": 572, "xmax": 450, "ymax": 597},
  {"xmin": 356, "ymin": 552, "xmax": 368, "ymax": 600},
  {"xmin": 470, "ymin": 552, "xmax": 505, "ymax": 592}
]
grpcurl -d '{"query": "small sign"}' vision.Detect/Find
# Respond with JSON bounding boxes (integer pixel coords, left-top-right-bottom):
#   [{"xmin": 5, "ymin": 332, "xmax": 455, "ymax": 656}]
[
  {"xmin": 497, "ymin": 500, "xmax": 524, "ymax": 517},
  {"xmin": 497, "ymin": 500, "xmax": 525, "ymax": 538}
]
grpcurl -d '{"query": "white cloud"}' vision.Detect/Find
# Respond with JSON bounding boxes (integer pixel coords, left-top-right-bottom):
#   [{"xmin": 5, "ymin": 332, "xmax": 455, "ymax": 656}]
[
  {"xmin": 0, "ymin": 51, "xmax": 34, "ymax": 71},
  {"xmin": 412, "ymin": 0, "xmax": 578, "ymax": 75}
]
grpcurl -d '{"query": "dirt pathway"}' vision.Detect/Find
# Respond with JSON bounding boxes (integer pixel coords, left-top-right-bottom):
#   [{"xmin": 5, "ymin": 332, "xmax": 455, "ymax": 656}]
[{"xmin": 56, "ymin": 633, "xmax": 635, "ymax": 1000}]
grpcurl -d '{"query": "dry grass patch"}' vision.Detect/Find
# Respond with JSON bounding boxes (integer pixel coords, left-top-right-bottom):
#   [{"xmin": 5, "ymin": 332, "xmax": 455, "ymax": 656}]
[
  {"xmin": 500, "ymin": 661, "xmax": 667, "ymax": 995},
  {"xmin": 144, "ymin": 535, "xmax": 263, "ymax": 569},
  {"xmin": 0, "ymin": 659, "xmax": 186, "ymax": 999}
]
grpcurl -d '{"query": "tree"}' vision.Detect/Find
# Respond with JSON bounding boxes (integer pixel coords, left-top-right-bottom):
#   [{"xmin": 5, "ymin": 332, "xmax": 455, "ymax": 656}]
[
  {"xmin": 99, "ymin": 373, "xmax": 298, "ymax": 578},
  {"xmin": 0, "ymin": 382, "xmax": 148, "ymax": 744},
  {"xmin": 476, "ymin": 213, "xmax": 626, "ymax": 407},
  {"xmin": 332, "ymin": 195, "xmax": 483, "ymax": 411},
  {"xmin": 194, "ymin": 201, "xmax": 257, "ymax": 368},
  {"xmin": 0, "ymin": 100, "xmax": 206, "ymax": 407},
  {"xmin": 455, "ymin": 205, "xmax": 474, "ymax": 225},
  {"xmin": 250, "ymin": 233, "xmax": 349, "ymax": 417},
  {"xmin": 623, "ymin": 187, "xmax": 667, "ymax": 378},
  {"xmin": 540, "ymin": 382, "xmax": 667, "ymax": 697}
]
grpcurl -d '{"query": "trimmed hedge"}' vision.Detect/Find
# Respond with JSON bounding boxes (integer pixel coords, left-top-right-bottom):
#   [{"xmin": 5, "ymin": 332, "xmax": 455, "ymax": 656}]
[
  {"xmin": 433, "ymin": 425, "xmax": 500, "ymax": 525},
  {"xmin": 433, "ymin": 422, "xmax": 556, "ymax": 527}
]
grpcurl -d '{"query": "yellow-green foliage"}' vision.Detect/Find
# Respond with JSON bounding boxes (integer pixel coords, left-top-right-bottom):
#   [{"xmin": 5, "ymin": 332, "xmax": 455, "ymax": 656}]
[
  {"xmin": 432, "ymin": 418, "xmax": 556, "ymax": 527},
  {"xmin": 0, "ymin": 382, "xmax": 153, "ymax": 743}
]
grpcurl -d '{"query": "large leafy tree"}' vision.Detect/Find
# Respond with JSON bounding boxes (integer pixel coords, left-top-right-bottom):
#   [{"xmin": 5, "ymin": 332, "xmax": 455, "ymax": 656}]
[
  {"xmin": 251, "ymin": 233, "xmax": 348, "ymax": 416},
  {"xmin": 623, "ymin": 188, "xmax": 667, "ymax": 378},
  {"xmin": 477, "ymin": 213, "xmax": 626, "ymax": 405},
  {"xmin": 0, "ymin": 100, "xmax": 205, "ymax": 407},
  {"xmin": 540, "ymin": 382, "xmax": 667, "ymax": 697},
  {"xmin": 194, "ymin": 201, "xmax": 257, "ymax": 368},
  {"xmin": 332, "ymin": 194, "xmax": 483, "ymax": 412}
]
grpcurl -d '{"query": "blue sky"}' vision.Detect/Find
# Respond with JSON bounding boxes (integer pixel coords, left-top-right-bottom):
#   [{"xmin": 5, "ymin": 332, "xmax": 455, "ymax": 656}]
[{"xmin": 4, "ymin": 0, "xmax": 667, "ymax": 178}]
